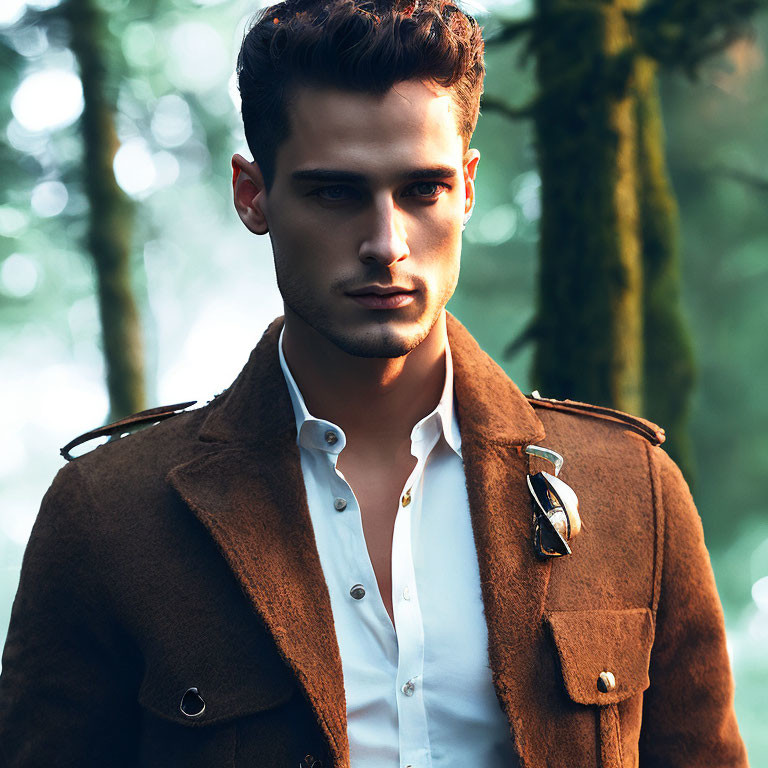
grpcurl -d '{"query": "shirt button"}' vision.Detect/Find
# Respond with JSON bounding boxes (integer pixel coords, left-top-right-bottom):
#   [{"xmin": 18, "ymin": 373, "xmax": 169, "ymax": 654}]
[
  {"xmin": 402, "ymin": 586, "xmax": 411, "ymax": 601},
  {"xmin": 324, "ymin": 430, "xmax": 338, "ymax": 445},
  {"xmin": 333, "ymin": 497, "xmax": 347, "ymax": 511},
  {"xmin": 401, "ymin": 679, "xmax": 415, "ymax": 696},
  {"xmin": 349, "ymin": 584, "xmax": 366, "ymax": 600},
  {"xmin": 401, "ymin": 489, "xmax": 411, "ymax": 507}
]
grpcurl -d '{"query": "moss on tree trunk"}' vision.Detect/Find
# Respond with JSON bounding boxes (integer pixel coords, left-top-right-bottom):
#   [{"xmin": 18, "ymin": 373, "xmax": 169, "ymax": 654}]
[
  {"xmin": 634, "ymin": 57, "xmax": 695, "ymax": 476},
  {"xmin": 532, "ymin": 0, "xmax": 644, "ymax": 414},
  {"xmin": 62, "ymin": 0, "xmax": 146, "ymax": 419}
]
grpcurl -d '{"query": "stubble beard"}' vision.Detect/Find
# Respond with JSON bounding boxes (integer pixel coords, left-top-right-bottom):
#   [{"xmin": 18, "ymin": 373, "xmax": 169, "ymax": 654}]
[{"xmin": 277, "ymin": 272, "xmax": 454, "ymax": 359}]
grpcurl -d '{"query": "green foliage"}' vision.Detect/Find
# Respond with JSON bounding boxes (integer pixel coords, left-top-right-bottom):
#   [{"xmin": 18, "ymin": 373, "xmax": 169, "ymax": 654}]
[{"xmin": 631, "ymin": 0, "xmax": 767, "ymax": 76}]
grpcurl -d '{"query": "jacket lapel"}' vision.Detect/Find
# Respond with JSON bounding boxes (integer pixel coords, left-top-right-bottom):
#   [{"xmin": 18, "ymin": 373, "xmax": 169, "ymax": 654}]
[
  {"xmin": 168, "ymin": 314, "xmax": 552, "ymax": 768},
  {"xmin": 167, "ymin": 318, "xmax": 349, "ymax": 766},
  {"xmin": 448, "ymin": 315, "xmax": 552, "ymax": 768}
]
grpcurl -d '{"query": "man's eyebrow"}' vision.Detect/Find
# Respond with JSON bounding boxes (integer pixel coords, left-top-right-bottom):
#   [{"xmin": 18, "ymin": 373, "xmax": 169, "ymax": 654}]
[
  {"xmin": 403, "ymin": 166, "xmax": 457, "ymax": 181},
  {"xmin": 291, "ymin": 166, "xmax": 458, "ymax": 184}
]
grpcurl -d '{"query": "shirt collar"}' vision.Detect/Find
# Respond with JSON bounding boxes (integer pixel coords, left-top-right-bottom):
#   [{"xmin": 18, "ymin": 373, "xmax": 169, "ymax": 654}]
[
  {"xmin": 411, "ymin": 339, "xmax": 462, "ymax": 458},
  {"xmin": 278, "ymin": 327, "xmax": 461, "ymax": 458}
]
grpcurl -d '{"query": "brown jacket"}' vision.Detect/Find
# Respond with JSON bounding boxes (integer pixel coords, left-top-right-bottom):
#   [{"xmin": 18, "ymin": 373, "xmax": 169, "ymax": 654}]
[{"xmin": 0, "ymin": 315, "xmax": 748, "ymax": 767}]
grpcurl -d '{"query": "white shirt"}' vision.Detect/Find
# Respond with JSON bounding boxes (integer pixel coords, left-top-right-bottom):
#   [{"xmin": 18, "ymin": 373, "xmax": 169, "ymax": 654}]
[{"xmin": 278, "ymin": 330, "xmax": 518, "ymax": 768}]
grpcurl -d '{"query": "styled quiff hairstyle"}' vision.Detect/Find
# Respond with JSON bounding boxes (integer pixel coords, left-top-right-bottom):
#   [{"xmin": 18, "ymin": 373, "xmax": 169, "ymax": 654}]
[{"xmin": 237, "ymin": 0, "xmax": 485, "ymax": 190}]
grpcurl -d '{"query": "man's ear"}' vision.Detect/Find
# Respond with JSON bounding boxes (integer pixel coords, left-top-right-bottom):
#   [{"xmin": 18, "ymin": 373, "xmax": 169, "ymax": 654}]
[
  {"xmin": 462, "ymin": 148, "xmax": 481, "ymax": 220},
  {"xmin": 232, "ymin": 153, "xmax": 269, "ymax": 235}
]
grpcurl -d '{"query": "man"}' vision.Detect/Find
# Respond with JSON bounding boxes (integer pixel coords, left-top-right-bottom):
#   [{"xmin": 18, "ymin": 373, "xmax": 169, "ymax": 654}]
[{"xmin": 0, "ymin": 0, "xmax": 748, "ymax": 766}]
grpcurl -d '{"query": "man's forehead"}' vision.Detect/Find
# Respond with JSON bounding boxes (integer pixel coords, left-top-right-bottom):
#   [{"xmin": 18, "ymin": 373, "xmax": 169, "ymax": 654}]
[{"xmin": 276, "ymin": 78, "xmax": 465, "ymax": 174}]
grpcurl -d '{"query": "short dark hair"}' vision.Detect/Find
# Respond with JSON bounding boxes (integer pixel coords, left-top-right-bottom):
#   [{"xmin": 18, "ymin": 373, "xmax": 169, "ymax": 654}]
[{"xmin": 236, "ymin": 0, "xmax": 486, "ymax": 190}]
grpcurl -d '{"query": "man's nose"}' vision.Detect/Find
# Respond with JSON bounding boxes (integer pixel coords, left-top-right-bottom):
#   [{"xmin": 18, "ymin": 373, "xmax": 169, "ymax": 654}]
[{"xmin": 358, "ymin": 198, "xmax": 409, "ymax": 267}]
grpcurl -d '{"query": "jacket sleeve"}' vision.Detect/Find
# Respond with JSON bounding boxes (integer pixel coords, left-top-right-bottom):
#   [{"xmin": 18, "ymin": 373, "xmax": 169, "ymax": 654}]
[
  {"xmin": 639, "ymin": 445, "xmax": 749, "ymax": 767},
  {"xmin": 0, "ymin": 462, "xmax": 140, "ymax": 766}
]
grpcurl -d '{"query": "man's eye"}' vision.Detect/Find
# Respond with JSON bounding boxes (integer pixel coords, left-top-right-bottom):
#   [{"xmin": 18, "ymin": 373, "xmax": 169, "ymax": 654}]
[
  {"xmin": 311, "ymin": 185, "xmax": 359, "ymax": 201},
  {"xmin": 404, "ymin": 182, "xmax": 450, "ymax": 199}
]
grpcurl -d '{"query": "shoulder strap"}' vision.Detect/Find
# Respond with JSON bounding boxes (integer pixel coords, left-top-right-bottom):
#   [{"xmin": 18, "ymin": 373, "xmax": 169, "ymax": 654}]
[
  {"xmin": 60, "ymin": 401, "xmax": 197, "ymax": 461},
  {"xmin": 526, "ymin": 393, "xmax": 666, "ymax": 446}
]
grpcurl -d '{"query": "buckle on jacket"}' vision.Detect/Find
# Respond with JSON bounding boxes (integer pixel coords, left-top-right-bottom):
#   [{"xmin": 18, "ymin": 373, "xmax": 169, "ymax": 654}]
[{"xmin": 525, "ymin": 445, "xmax": 582, "ymax": 558}]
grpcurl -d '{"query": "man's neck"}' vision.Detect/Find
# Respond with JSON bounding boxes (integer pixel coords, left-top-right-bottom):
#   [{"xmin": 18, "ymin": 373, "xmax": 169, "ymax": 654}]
[{"xmin": 281, "ymin": 310, "xmax": 448, "ymax": 456}]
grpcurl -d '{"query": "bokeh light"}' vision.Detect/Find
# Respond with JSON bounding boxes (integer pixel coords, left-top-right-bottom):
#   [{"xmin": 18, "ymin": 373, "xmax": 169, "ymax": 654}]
[
  {"xmin": 11, "ymin": 69, "xmax": 83, "ymax": 132},
  {"xmin": 512, "ymin": 170, "xmax": 541, "ymax": 221},
  {"xmin": 0, "ymin": 207, "xmax": 29, "ymax": 237},
  {"xmin": 0, "ymin": 254, "xmax": 40, "ymax": 298},
  {"xmin": 30, "ymin": 180, "xmax": 68, "ymax": 217},
  {"xmin": 121, "ymin": 22, "xmax": 160, "ymax": 69},
  {"xmin": 8, "ymin": 24, "xmax": 48, "ymax": 57},
  {"xmin": 752, "ymin": 576, "xmax": 768, "ymax": 612},
  {"xmin": 166, "ymin": 22, "xmax": 228, "ymax": 92},
  {"xmin": 473, "ymin": 204, "xmax": 518, "ymax": 245},
  {"xmin": 151, "ymin": 94, "xmax": 194, "ymax": 148},
  {"xmin": 0, "ymin": 0, "xmax": 27, "ymax": 27},
  {"xmin": 113, "ymin": 138, "xmax": 157, "ymax": 197}
]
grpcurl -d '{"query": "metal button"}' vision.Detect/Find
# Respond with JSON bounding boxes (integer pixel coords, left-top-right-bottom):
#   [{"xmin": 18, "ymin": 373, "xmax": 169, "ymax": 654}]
[
  {"xmin": 597, "ymin": 670, "xmax": 616, "ymax": 693},
  {"xmin": 402, "ymin": 586, "xmax": 411, "ymax": 601},
  {"xmin": 301, "ymin": 755, "xmax": 322, "ymax": 768},
  {"xmin": 333, "ymin": 497, "xmax": 347, "ymax": 511},
  {"xmin": 350, "ymin": 584, "xmax": 366, "ymax": 600},
  {"xmin": 401, "ymin": 489, "xmax": 411, "ymax": 507},
  {"xmin": 401, "ymin": 679, "xmax": 415, "ymax": 696},
  {"xmin": 180, "ymin": 687, "xmax": 205, "ymax": 717},
  {"xmin": 324, "ymin": 430, "xmax": 338, "ymax": 445}
]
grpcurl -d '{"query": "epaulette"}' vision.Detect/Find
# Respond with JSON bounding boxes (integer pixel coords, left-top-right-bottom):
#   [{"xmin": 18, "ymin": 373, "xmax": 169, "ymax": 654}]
[
  {"xmin": 60, "ymin": 401, "xmax": 197, "ymax": 461},
  {"xmin": 526, "ymin": 391, "xmax": 665, "ymax": 446}
]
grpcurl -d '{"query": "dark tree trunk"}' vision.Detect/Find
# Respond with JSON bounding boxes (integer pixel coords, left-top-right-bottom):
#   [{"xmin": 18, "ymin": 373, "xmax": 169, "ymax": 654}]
[
  {"xmin": 531, "ymin": 0, "xmax": 644, "ymax": 414},
  {"xmin": 634, "ymin": 57, "xmax": 695, "ymax": 476},
  {"xmin": 495, "ymin": 1, "xmax": 762, "ymax": 480},
  {"xmin": 62, "ymin": 0, "xmax": 146, "ymax": 419}
]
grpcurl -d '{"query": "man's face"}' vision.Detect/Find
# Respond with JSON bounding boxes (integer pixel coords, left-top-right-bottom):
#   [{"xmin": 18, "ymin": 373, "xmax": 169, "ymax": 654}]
[{"xmin": 240, "ymin": 78, "xmax": 479, "ymax": 358}]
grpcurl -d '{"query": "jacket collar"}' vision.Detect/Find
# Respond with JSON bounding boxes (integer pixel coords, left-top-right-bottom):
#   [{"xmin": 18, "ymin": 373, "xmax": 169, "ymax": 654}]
[{"xmin": 168, "ymin": 313, "xmax": 549, "ymax": 768}]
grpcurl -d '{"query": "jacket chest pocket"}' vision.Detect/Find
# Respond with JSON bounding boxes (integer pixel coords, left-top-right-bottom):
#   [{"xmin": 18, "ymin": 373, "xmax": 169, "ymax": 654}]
[
  {"xmin": 137, "ymin": 652, "xmax": 327, "ymax": 768},
  {"xmin": 545, "ymin": 608, "xmax": 655, "ymax": 768}
]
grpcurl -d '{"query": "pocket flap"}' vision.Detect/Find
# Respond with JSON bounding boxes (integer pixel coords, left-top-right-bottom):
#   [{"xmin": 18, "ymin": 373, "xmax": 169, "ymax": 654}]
[
  {"xmin": 138, "ymin": 648, "xmax": 297, "ymax": 727},
  {"xmin": 545, "ymin": 608, "xmax": 654, "ymax": 705}
]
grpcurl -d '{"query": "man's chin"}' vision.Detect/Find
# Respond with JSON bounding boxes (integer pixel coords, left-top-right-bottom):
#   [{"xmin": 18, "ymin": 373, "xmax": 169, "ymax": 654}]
[
  {"xmin": 327, "ymin": 324, "xmax": 427, "ymax": 359},
  {"xmin": 284, "ymin": 299, "xmax": 442, "ymax": 359},
  {"xmin": 315, "ymin": 310, "xmax": 436, "ymax": 358}
]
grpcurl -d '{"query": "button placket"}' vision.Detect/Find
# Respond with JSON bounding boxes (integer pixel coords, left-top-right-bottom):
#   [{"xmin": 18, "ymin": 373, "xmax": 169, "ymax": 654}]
[
  {"xmin": 282, "ymin": 333, "xmax": 465, "ymax": 768},
  {"xmin": 392, "ymin": 453, "xmax": 431, "ymax": 768},
  {"xmin": 328, "ymin": 451, "xmax": 395, "ymax": 649}
]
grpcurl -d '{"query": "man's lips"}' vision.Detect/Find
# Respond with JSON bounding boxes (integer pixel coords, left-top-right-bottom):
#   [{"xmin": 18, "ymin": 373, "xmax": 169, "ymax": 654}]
[{"xmin": 345, "ymin": 286, "xmax": 417, "ymax": 309}]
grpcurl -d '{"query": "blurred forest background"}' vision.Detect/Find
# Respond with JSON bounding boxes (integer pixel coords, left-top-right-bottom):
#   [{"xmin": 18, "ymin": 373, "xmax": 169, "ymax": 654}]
[{"xmin": 1, "ymin": 0, "xmax": 767, "ymax": 761}]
